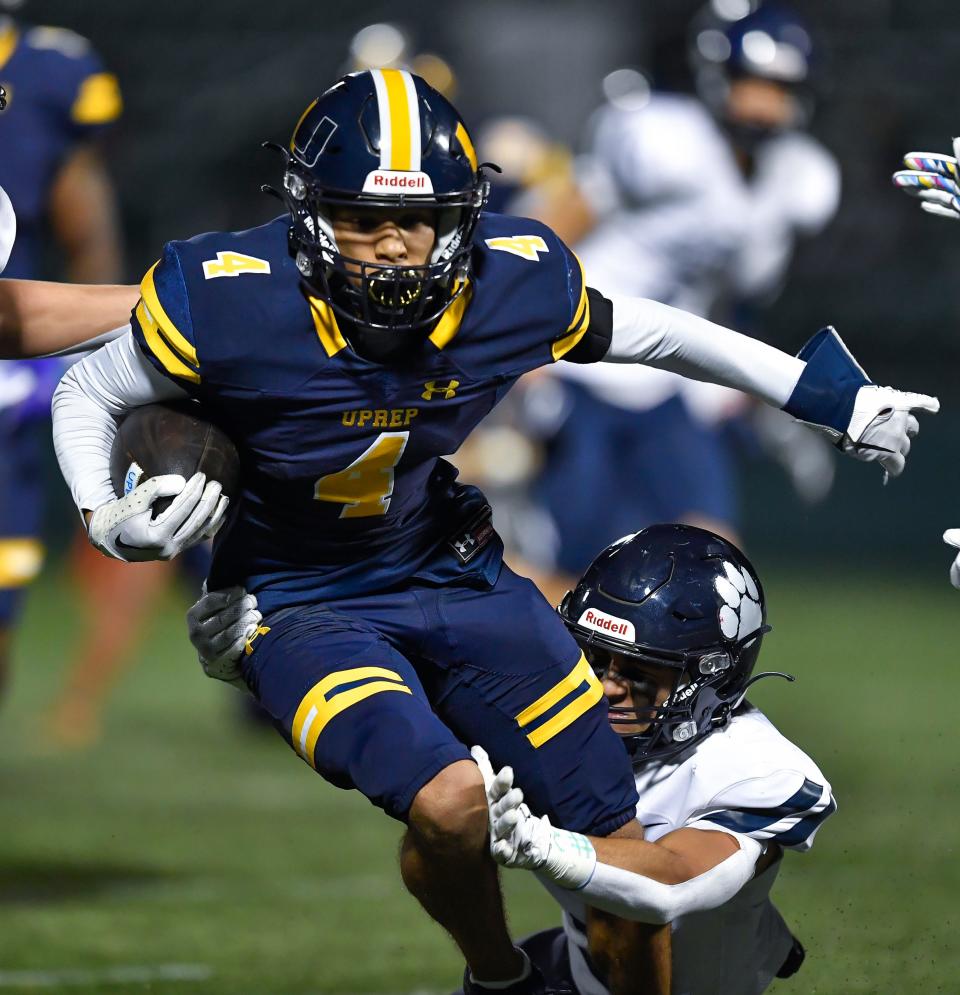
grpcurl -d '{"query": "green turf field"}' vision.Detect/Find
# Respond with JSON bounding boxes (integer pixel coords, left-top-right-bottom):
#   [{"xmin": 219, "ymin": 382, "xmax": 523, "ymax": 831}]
[{"xmin": 1, "ymin": 566, "xmax": 957, "ymax": 994}]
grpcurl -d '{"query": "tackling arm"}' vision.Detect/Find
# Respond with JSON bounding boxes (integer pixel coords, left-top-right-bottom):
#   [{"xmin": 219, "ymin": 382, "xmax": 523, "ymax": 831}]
[
  {"xmin": 473, "ymin": 748, "xmax": 762, "ymax": 925},
  {"xmin": 0, "ymin": 279, "xmax": 137, "ymax": 358},
  {"xmin": 0, "ymin": 178, "xmax": 136, "ymax": 356}
]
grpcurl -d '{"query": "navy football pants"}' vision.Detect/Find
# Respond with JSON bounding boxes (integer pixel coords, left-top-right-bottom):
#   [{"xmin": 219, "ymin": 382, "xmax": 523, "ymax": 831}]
[{"xmin": 242, "ymin": 563, "xmax": 638, "ymax": 833}]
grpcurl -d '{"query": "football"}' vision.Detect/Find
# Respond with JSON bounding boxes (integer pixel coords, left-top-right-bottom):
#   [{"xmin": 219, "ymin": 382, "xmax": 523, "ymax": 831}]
[{"xmin": 109, "ymin": 401, "xmax": 241, "ymax": 515}]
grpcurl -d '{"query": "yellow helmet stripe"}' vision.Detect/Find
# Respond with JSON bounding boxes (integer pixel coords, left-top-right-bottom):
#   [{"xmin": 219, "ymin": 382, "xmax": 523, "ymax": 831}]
[
  {"xmin": 370, "ymin": 68, "xmax": 420, "ymax": 171},
  {"xmin": 455, "ymin": 122, "xmax": 478, "ymax": 173}
]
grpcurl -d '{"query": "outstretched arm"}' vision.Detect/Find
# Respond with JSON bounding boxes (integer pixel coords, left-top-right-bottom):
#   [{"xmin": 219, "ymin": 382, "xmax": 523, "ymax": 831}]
[
  {"xmin": 0, "ymin": 181, "xmax": 135, "ymax": 356},
  {"xmin": 601, "ymin": 296, "xmax": 938, "ymax": 480},
  {"xmin": 0, "ymin": 279, "xmax": 137, "ymax": 358}
]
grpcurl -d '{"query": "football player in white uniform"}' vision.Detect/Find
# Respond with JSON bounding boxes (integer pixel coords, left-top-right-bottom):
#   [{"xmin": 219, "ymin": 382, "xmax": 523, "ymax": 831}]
[
  {"xmin": 474, "ymin": 524, "xmax": 834, "ymax": 995},
  {"xmin": 526, "ymin": 1, "xmax": 841, "ymax": 585},
  {"xmin": 0, "ymin": 181, "xmax": 14, "ymax": 277},
  {"xmin": 892, "ymin": 138, "xmax": 960, "ymax": 586}
]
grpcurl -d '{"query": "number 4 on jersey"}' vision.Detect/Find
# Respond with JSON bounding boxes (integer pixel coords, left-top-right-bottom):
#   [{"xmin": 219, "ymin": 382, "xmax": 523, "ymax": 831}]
[{"xmin": 314, "ymin": 432, "xmax": 409, "ymax": 518}]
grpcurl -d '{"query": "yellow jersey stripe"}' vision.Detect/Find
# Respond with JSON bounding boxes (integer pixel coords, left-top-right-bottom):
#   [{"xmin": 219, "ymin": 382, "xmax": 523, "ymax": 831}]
[
  {"xmin": 551, "ymin": 317, "xmax": 590, "ymax": 362},
  {"xmin": 291, "ymin": 666, "xmax": 412, "ymax": 767},
  {"xmin": 308, "ymin": 296, "xmax": 348, "ymax": 357},
  {"xmin": 381, "ymin": 68, "xmax": 413, "ymax": 171},
  {"xmin": 455, "ymin": 122, "xmax": 478, "ymax": 173},
  {"xmin": 525, "ymin": 675, "xmax": 603, "ymax": 748},
  {"xmin": 0, "ymin": 25, "xmax": 18, "ymax": 72},
  {"xmin": 428, "ymin": 280, "xmax": 473, "ymax": 350},
  {"xmin": 140, "ymin": 263, "xmax": 198, "ymax": 365},
  {"xmin": 136, "ymin": 300, "xmax": 200, "ymax": 383},
  {"xmin": 516, "ymin": 654, "xmax": 595, "ymax": 728},
  {"xmin": 70, "ymin": 72, "xmax": 123, "ymax": 125},
  {"xmin": 0, "ymin": 538, "xmax": 44, "ymax": 589}
]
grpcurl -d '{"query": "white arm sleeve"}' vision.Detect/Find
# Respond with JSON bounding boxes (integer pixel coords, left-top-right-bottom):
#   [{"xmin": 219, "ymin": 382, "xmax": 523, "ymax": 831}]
[
  {"xmin": 52, "ymin": 328, "xmax": 190, "ymax": 514},
  {"xmin": 603, "ymin": 295, "xmax": 804, "ymax": 408},
  {"xmin": 571, "ymin": 828, "xmax": 763, "ymax": 925}
]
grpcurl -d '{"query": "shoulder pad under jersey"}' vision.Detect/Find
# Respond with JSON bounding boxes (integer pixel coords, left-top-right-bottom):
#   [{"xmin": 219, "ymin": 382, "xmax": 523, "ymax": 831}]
[
  {"xmin": 444, "ymin": 213, "xmax": 592, "ymax": 377},
  {"xmin": 131, "ymin": 216, "xmax": 298, "ymax": 390},
  {"xmin": 687, "ymin": 710, "xmax": 836, "ymax": 852}
]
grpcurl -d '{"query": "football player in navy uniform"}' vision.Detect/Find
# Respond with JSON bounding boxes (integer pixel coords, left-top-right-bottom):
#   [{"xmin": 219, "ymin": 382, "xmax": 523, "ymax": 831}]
[
  {"xmin": 0, "ymin": 5, "xmax": 123, "ymax": 696},
  {"xmin": 475, "ymin": 525, "xmax": 833, "ymax": 994},
  {"xmin": 51, "ymin": 70, "xmax": 933, "ymax": 992}
]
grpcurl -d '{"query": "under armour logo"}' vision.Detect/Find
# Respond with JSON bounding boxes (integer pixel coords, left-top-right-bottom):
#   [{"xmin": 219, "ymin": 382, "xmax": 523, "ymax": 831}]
[
  {"xmin": 453, "ymin": 536, "xmax": 477, "ymax": 556},
  {"xmin": 421, "ymin": 380, "xmax": 459, "ymax": 401},
  {"xmin": 244, "ymin": 624, "xmax": 272, "ymax": 656}
]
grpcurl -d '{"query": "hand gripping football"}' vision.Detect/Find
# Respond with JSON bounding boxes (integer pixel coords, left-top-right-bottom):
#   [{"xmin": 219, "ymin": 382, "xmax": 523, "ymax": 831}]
[{"xmin": 110, "ymin": 402, "xmax": 240, "ymax": 515}]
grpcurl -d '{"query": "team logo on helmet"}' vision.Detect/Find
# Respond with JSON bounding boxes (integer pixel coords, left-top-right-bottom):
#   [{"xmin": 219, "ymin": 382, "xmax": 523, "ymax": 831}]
[{"xmin": 715, "ymin": 561, "xmax": 763, "ymax": 642}]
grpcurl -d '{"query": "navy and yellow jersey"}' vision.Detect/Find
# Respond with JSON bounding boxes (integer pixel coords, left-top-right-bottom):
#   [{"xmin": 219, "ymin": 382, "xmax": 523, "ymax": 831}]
[
  {"xmin": 0, "ymin": 20, "xmax": 122, "ymax": 279},
  {"xmin": 131, "ymin": 211, "xmax": 606, "ymax": 611}
]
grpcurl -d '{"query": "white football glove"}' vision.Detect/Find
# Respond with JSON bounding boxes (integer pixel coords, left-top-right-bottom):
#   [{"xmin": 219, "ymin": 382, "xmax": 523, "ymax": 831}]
[
  {"xmin": 840, "ymin": 386, "xmax": 939, "ymax": 481},
  {"xmin": 187, "ymin": 583, "xmax": 261, "ymax": 688},
  {"xmin": 0, "ymin": 182, "xmax": 15, "ymax": 275},
  {"xmin": 88, "ymin": 471, "xmax": 228, "ymax": 562},
  {"xmin": 943, "ymin": 530, "xmax": 960, "ymax": 590},
  {"xmin": 892, "ymin": 139, "xmax": 960, "ymax": 220},
  {"xmin": 470, "ymin": 745, "xmax": 596, "ymax": 889}
]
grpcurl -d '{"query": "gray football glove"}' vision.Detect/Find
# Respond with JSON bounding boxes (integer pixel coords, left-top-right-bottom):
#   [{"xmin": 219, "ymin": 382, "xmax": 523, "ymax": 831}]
[{"xmin": 187, "ymin": 583, "xmax": 261, "ymax": 689}]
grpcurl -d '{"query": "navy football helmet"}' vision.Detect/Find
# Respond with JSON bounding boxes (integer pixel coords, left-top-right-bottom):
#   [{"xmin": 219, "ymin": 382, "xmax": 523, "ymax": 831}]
[
  {"xmin": 559, "ymin": 524, "xmax": 787, "ymax": 764},
  {"xmin": 270, "ymin": 70, "xmax": 488, "ymax": 360}
]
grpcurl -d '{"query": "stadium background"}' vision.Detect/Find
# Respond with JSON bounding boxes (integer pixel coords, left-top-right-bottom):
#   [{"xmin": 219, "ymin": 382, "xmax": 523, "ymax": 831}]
[{"xmin": 2, "ymin": 1, "xmax": 959, "ymax": 992}]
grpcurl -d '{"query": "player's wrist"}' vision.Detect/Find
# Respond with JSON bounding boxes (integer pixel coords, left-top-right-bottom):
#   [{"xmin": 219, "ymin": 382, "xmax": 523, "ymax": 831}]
[
  {"xmin": 540, "ymin": 821, "xmax": 597, "ymax": 890},
  {"xmin": 781, "ymin": 327, "xmax": 869, "ymax": 437}
]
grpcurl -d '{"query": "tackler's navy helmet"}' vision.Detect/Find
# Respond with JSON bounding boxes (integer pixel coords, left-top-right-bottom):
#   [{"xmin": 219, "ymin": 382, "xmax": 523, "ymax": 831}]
[
  {"xmin": 559, "ymin": 524, "xmax": 784, "ymax": 764},
  {"xmin": 271, "ymin": 69, "xmax": 488, "ymax": 357}
]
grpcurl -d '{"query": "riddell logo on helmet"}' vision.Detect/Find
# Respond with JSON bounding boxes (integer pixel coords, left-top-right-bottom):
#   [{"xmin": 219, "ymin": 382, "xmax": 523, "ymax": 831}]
[
  {"xmin": 579, "ymin": 609, "xmax": 636, "ymax": 643},
  {"xmin": 362, "ymin": 170, "xmax": 435, "ymax": 193}
]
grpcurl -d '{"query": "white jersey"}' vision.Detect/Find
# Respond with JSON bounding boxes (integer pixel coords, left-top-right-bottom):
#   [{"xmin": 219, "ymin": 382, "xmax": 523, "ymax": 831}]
[
  {"xmin": 0, "ymin": 182, "xmax": 15, "ymax": 275},
  {"xmin": 559, "ymin": 93, "xmax": 839, "ymax": 419},
  {"xmin": 547, "ymin": 704, "xmax": 835, "ymax": 995}
]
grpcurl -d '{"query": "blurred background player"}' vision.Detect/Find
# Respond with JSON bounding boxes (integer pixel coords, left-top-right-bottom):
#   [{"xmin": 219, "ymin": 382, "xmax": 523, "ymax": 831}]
[
  {"xmin": 0, "ymin": 1, "xmax": 130, "ymax": 709},
  {"xmin": 502, "ymin": 1, "xmax": 841, "ymax": 603},
  {"xmin": 0, "ymin": 4, "xmax": 218, "ymax": 746},
  {"xmin": 476, "ymin": 524, "xmax": 834, "ymax": 994}
]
